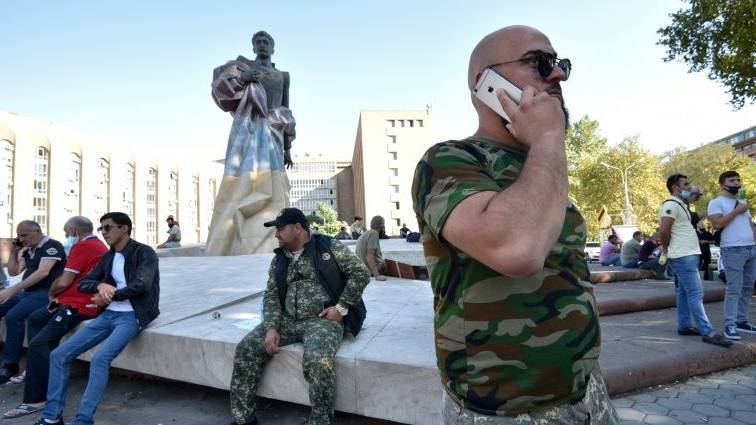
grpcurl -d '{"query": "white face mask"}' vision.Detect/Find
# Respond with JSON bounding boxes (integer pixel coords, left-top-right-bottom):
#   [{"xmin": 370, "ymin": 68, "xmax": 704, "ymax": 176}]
[{"xmin": 63, "ymin": 235, "xmax": 78, "ymax": 255}]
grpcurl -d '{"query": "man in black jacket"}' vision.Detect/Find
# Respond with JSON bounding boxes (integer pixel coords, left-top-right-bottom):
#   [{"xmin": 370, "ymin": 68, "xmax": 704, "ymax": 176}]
[
  {"xmin": 230, "ymin": 208, "xmax": 370, "ymax": 425},
  {"xmin": 33, "ymin": 212, "xmax": 160, "ymax": 425}
]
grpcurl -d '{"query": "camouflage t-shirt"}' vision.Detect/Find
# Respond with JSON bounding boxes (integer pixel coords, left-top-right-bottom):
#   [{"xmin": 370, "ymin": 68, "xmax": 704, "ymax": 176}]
[{"xmin": 411, "ymin": 137, "xmax": 601, "ymax": 416}]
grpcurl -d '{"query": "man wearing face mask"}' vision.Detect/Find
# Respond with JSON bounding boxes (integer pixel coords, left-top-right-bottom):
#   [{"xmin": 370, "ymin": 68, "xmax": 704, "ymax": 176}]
[
  {"xmin": 659, "ymin": 174, "xmax": 730, "ymax": 347},
  {"xmin": 707, "ymin": 171, "xmax": 756, "ymax": 341},
  {"xmin": 1, "ymin": 217, "xmax": 107, "ymax": 419}
]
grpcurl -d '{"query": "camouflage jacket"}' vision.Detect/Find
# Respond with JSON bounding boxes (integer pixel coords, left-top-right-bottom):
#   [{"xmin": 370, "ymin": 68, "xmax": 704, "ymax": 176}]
[
  {"xmin": 411, "ymin": 137, "xmax": 601, "ymax": 416},
  {"xmin": 262, "ymin": 237, "xmax": 370, "ymax": 331}
]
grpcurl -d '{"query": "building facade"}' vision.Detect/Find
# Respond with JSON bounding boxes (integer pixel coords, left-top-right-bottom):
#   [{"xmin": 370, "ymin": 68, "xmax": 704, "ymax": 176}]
[
  {"xmin": 351, "ymin": 109, "xmax": 433, "ymax": 236},
  {"xmin": 711, "ymin": 125, "xmax": 756, "ymax": 159},
  {"xmin": 0, "ymin": 111, "xmax": 222, "ymax": 245},
  {"xmin": 287, "ymin": 154, "xmax": 342, "ymax": 216}
]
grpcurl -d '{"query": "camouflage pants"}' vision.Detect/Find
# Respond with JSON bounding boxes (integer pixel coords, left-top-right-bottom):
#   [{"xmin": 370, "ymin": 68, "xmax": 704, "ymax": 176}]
[
  {"xmin": 230, "ymin": 316, "xmax": 344, "ymax": 425},
  {"xmin": 442, "ymin": 369, "xmax": 620, "ymax": 425}
]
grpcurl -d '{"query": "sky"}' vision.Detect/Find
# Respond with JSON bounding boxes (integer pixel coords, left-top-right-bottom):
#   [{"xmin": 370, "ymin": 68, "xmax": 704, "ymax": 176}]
[{"xmin": 1, "ymin": 0, "xmax": 754, "ymax": 162}]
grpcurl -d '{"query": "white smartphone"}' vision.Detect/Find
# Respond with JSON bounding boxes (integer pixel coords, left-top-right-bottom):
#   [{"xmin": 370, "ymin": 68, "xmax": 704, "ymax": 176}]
[{"xmin": 472, "ymin": 68, "xmax": 522, "ymax": 122}]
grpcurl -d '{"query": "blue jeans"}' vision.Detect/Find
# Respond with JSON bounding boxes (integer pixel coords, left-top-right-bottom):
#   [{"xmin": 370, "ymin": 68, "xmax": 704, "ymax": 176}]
[
  {"xmin": 601, "ymin": 253, "xmax": 621, "ymax": 266},
  {"xmin": 0, "ymin": 289, "xmax": 49, "ymax": 364},
  {"xmin": 640, "ymin": 258, "xmax": 668, "ymax": 279},
  {"xmin": 668, "ymin": 255, "xmax": 714, "ymax": 335},
  {"xmin": 720, "ymin": 245, "xmax": 756, "ymax": 328},
  {"xmin": 43, "ymin": 310, "xmax": 140, "ymax": 425},
  {"xmin": 622, "ymin": 261, "xmax": 639, "ymax": 268}
]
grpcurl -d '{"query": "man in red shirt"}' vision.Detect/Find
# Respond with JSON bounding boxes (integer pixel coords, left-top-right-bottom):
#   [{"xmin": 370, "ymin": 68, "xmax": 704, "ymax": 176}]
[{"xmin": 2, "ymin": 216, "xmax": 107, "ymax": 419}]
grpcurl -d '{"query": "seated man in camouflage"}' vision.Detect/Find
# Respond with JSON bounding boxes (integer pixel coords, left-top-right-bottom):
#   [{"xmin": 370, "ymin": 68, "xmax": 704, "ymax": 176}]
[
  {"xmin": 230, "ymin": 208, "xmax": 370, "ymax": 425},
  {"xmin": 412, "ymin": 26, "xmax": 619, "ymax": 423}
]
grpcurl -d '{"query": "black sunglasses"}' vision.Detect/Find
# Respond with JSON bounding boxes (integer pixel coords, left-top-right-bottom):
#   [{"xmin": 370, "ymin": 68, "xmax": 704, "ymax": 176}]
[
  {"xmin": 489, "ymin": 51, "xmax": 571, "ymax": 79},
  {"xmin": 97, "ymin": 224, "xmax": 122, "ymax": 233}
]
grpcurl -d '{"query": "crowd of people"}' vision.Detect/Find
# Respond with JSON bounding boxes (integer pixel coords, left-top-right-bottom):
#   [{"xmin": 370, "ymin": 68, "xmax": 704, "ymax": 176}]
[
  {"xmin": 1, "ymin": 22, "xmax": 754, "ymax": 425},
  {"xmin": 1, "ymin": 213, "xmax": 160, "ymax": 425},
  {"xmin": 596, "ymin": 170, "xmax": 756, "ymax": 349}
]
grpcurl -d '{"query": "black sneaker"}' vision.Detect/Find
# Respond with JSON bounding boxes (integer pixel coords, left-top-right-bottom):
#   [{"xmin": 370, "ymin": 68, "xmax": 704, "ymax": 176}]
[
  {"xmin": 32, "ymin": 418, "xmax": 65, "ymax": 425},
  {"xmin": 0, "ymin": 365, "xmax": 19, "ymax": 385},
  {"xmin": 702, "ymin": 332, "xmax": 733, "ymax": 348},
  {"xmin": 736, "ymin": 322, "xmax": 756, "ymax": 334},
  {"xmin": 677, "ymin": 327, "xmax": 701, "ymax": 336}
]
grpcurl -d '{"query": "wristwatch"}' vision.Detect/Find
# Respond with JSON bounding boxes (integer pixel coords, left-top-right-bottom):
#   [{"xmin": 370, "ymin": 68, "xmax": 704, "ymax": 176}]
[{"xmin": 335, "ymin": 303, "xmax": 349, "ymax": 316}]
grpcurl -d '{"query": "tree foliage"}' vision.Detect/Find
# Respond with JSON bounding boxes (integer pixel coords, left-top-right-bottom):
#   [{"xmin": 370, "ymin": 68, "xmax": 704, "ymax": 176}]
[
  {"xmin": 563, "ymin": 115, "xmax": 756, "ymax": 239},
  {"xmin": 662, "ymin": 143, "xmax": 756, "ymax": 219},
  {"xmin": 657, "ymin": 0, "xmax": 756, "ymax": 109},
  {"xmin": 568, "ymin": 122, "xmax": 667, "ymax": 238},
  {"xmin": 307, "ymin": 202, "xmax": 348, "ymax": 236}
]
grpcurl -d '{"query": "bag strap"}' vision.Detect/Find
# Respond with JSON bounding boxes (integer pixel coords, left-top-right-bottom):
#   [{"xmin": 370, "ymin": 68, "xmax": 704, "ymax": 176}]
[{"xmin": 663, "ymin": 198, "xmax": 691, "ymax": 222}]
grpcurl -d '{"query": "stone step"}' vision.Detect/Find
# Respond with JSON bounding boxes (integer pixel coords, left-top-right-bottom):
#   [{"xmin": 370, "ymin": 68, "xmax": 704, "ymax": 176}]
[{"xmin": 595, "ymin": 279, "xmax": 725, "ymax": 316}]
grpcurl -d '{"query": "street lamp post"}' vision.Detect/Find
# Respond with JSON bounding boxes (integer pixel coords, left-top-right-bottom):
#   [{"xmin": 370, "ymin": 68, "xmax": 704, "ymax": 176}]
[{"xmin": 600, "ymin": 161, "xmax": 640, "ymax": 225}]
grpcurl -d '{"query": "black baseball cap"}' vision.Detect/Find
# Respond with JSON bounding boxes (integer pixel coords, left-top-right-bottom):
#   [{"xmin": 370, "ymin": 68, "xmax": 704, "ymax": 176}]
[{"xmin": 263, "ymin": 208, "xmax": 309, "ymax": 228}]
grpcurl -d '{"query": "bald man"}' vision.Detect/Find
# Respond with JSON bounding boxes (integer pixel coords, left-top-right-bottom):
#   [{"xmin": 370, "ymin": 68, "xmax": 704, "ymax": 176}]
[
  {"xmin": 1, "ymin": 221, "xmax": 66, "ymax": 384},
  {"xmin": 412, "ymin": 26, "xmax": 618, "ymax": 423}
]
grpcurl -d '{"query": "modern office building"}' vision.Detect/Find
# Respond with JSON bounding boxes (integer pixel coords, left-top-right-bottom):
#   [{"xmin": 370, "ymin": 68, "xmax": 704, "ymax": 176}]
[
  {"xmin": 0, "ymin": 111, "xmax": 222, "ymax": 245},
  {"xmin": 350, "ymin": 109, "xmax": 433, "ymax": 235},
  {"xmin": 287, "ymin": 154, "xmax": 350, "ymax": 217}
]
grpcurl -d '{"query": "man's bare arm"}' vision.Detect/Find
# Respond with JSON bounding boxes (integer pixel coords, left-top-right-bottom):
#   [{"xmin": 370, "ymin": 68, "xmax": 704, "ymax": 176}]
[
  {"xmin": 658, "ymin": 217, "xmax": 674, "ymax": 250},
  {"xmin": 365, "ymin": 248, "xmax": 382, "ymax": 276},
  {"xmin": 6, "ymin": 247, "xmax": 26, "ymax": 276},
  {"xmin": 709, "ymin": 202, "xmax": 749, "ymax": 230},
  {"xmin": 442, "ymin": 86, "xmax": 568, "ymax": 277},
  {"xmin": 49, "ymin": 271, "xmax": 76, "ymax": 298}
]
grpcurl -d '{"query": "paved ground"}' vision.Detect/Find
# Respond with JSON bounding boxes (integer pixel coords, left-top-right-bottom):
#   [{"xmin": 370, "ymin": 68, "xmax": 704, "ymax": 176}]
[
  {"xmin": 0, "ymin": 362, "xmax": 399, "ymax": 425},
  {"xmin": 614, "ymin": 364, "xmax": 756, "ymax": 425},
  {"xmin": 1, "ymin": 361, "xmax": 756, "ymax": 424}
]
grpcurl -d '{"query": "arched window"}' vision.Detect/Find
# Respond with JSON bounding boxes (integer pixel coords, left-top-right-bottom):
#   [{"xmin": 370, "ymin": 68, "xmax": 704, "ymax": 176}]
[
  {"xmin": 146, "ymin": 167, "xmax": 157, "ymax": 245},
  {"xmin": 93, "ymin": 158, "xmax": 110, "ymax": 221},
  {"xmin": 122, "ymin": 163, "xmax": 135, "ymax": 219},
  {"xmin": 33, "ymin": 147, "xmax": 49, "ymax": 232},
  {"xmin": 63, "ymin": 153, "xmax": 81, "ymax": 216},
  {"xmin": 0, "ymin": 140, "xmax": 14, "ymax": 237}
]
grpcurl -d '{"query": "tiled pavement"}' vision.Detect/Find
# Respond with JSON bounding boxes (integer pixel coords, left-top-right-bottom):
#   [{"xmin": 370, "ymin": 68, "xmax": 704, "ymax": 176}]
[{"xmin": 614, "ymin": 364, "xmax": 756, "ymax": 425}]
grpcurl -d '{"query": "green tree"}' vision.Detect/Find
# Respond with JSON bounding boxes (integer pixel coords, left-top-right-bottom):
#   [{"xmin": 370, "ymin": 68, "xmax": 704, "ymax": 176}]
[
  {"xmin": 571, "ymin": 136, "xmax": 667, "ymax": 238},
  {"xmin": 657, "ymin": 0, "xmax": 756, "ymax": 109},
  {"xmin": 662, "ymin": 143, "xmax": 756, "ymax": 219},
  {"xmin": 307, "ymin": 202, "xmax": 348, "ymax": 236}
]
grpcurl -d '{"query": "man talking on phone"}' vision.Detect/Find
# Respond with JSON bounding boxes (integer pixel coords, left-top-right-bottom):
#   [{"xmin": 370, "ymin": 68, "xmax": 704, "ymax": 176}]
[
  {"xmin": 412, "ymin": 26, "xmax": 618, "ymax": 424},
  {"xmin": 0, "ymin": 221, "xmax": 66, "ymax": 384}
]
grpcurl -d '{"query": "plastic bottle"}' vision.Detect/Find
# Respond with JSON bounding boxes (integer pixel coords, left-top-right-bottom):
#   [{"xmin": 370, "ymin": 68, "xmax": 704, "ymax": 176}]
[
  {"xmin": 658, "ymin": 253, "xmax": 668, "ymax": 265},
  {"xmin": 738, "ymin": 188, "xmax": 747, "ymax": 204}
]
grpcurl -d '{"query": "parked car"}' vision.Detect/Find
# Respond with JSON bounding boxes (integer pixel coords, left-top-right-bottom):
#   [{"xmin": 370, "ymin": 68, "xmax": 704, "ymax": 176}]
[{"xmin": 585, "ymin": 241, "xmax": 601, "ymax": 262}]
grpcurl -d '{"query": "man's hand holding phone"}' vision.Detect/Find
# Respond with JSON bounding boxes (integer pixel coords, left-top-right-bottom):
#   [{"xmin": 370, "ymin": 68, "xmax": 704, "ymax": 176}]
[{"xmin": 497, "ymin": 85, "xmax": 565, "ymax": 148}]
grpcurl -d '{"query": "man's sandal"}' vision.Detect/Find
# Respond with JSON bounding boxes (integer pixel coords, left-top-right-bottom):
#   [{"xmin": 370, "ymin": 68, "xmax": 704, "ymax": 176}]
[{"xmin": 3, "ymin": 403, "xmax": 44, "ymax": 419}]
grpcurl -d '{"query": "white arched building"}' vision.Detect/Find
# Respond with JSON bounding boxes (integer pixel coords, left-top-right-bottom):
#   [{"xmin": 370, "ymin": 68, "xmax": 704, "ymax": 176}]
[{"xmin": 0, "ymin": 111, "xmax": 221, "ymax": 246}]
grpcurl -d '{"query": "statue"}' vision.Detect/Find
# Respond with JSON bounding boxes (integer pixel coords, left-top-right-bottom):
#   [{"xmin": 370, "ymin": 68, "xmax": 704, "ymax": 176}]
[{"xmin": 206, "ymin": 31, "xmax": 296, "ymax": 255}]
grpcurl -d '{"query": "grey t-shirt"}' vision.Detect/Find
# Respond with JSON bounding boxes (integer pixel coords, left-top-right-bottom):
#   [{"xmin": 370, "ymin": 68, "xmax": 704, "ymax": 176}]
[
  {"xmin": 620, "ymin": 238, "xmax": 642, "ymax": 264},
  {"xmin": 356, "ymin": 229, "xmax": 383, "ymax": 271},
  {"xmin": 708, "ymin": 196, "xmax": 755, "ymax": 247}
]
